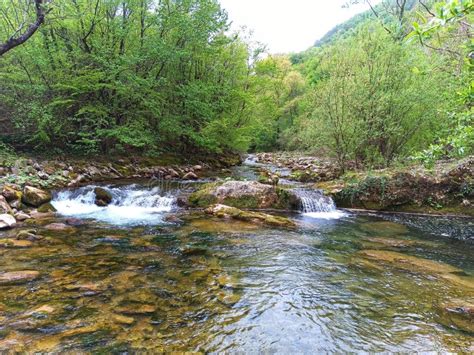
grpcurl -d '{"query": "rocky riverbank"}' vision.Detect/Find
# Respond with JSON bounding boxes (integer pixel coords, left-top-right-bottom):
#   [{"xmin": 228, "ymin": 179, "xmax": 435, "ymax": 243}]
[
  {"xmin": 0, "ymin": 153, "xmax": 242, "ymax": 230},
  {"xmin": 254, "ymin": 153, "xmax": 474, "ymax": 216}
]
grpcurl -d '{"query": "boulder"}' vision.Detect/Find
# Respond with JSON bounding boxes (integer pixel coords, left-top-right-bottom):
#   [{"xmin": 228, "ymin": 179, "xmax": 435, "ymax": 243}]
[
  {"xmin": 189, "ymin": 181, "xmax": 297, "ymax": 209},
  {"xmin": 2, "ymin": 185, "xmax": 21, "ymax": 202},
  {"xmin": 193, "ymin": 165, "xmax": 203, "ymax": 171},
  {"xmin": 94, "ymin": 187, "xmax": 112, "ymax": 206},
  {"xmin": 182, "ymin": 171, "xmax": 199, "ymax": 180},
  {"xmin": 22, "ymin": 186, "xmax": 52, "ymax": 207},
  {"xmin": 16, "ymin": 230, "xmax": 42, "ymax": 241},
  {"xmin": 205, "ymin": 204, "xmax": 296, "ymax": 228},
  {"xmin": 0, "ymin": 196, "xmax": 12, "ymax": 214},
  {"xmin": 14, "ymin": 212, "xmax": 31, "ymax": 222},
  {"xmin": 0, "ymin": 271, "xmax": 39, "ymax": 285},
  {"xmin": 0, "ymin": 214, "xmax": 16, "ymax": 229},
  {"xmin": 168, "ymin": 168, "xmax": 180, "ymax": 178}
]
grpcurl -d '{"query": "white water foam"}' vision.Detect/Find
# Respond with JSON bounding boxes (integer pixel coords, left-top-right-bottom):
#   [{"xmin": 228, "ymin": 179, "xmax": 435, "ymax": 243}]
[
  {"xmin": 293, "ymin": 188, "xmax": 347, "ymax": 220},
  {"xmin": 52, "ymin": 185, "xmax": 176, "ymax": 226}
]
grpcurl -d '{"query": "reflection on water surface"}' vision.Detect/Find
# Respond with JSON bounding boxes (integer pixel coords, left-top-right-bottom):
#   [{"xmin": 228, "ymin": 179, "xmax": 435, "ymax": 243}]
[{"xmin": 0, "ymin": 204, "xmax": 473, "ymax": 352}]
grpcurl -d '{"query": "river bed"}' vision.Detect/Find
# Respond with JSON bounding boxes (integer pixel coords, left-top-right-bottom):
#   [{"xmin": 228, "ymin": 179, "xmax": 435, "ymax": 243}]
[{"xmin": 0, "ymin": 159, "xmax": 473, "ymax": 352}]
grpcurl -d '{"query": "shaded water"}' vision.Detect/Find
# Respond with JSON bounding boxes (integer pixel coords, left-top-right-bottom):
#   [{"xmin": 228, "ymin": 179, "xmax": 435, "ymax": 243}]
[
  {"xmin": 0, "ymin": 211, "xmax": 473, "ymax": 352},
  {"xmin": 0, "ymin": 158, "xmax": 473, "ymax": 352}
]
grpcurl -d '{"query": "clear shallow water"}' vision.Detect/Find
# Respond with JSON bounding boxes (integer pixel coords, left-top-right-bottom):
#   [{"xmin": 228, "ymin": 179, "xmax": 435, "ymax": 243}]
[
  {"xmin": 1, "ymin": 158, "xmax": 473, "ymax": 352},
  {"xmin": 0, "ymin": 207, "xmax": 473, "ymax": 352}
]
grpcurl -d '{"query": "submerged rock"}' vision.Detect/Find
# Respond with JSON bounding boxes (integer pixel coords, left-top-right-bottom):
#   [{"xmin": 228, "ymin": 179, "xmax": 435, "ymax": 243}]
[
  {"xmin": 360, "ymin": 221, "xmax": 408, "ymax": 235},
  {"xmin": 362, "ymin": 237, "xmax": 416, "ymax": 248},
  {"xmin": 0, "ymin": 239, "xmax": 33, "ymax": 248},
  {"xmin": 0, "ymin": 214, "xmax": 16, "ymax": 229},
  {"xmin": 437, "ymin": 298, "xmax": 474, "ymax": 333},
  {"xmin": 205, "ymin": 204, "xmax": 296, "ymax": 228},
  {"xmin": 37, "ymin": 202, "xmax": 57, "ymax": 213},
  {"xmin": 116, "ymin": 304, "xmax": 156, "ymax": 315},
  {"xmin": 94, "ymin": 187, "xmax": 112, "ymax": 206},
  {"xmin": 44, "ymin": 223, "xmax": 76, "ymax": 232},
  {"xmin": 113, "ymin": 314, "xmax": 135, "ymax": 325},
  {"xmin": 22, "ymin": 186, "xmax": 52, "ymax": 207},
  {"xmin": 16, "ymin": 229, "xmax": 42, "ymax": 241},
  {"xmin": 358, "ymin": 250, "xmax": 462, "ymax": 274},
  {"xmin": 357, "ymin": 250, "xmax": 474, "ymax": 290},
  {"xmin": 0, "ymin": 271, "xmax": 40, "ymax": 285}
]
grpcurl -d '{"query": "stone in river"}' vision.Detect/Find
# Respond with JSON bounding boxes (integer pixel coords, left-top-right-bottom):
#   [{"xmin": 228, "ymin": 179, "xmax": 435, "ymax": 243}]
[
  {"xmin": 116, "ymin": 304, "xmax": 156, "ymax": 315},
  {"xmin": 360, "ymin": 221, "xmax": 408, "ymax": 235},
  {"xmin": 0, "ymin": 239, "xmax": 33, "ymax": 248},
  {"xmin": 0, "ymin": 271, "xmax": 40, "ymax": 285},
  {"xmin": 437, "ymin": 298, "xmax": 474, "ymax": 333},
  {"xmin": 0, "ymin": 214, "xmax": 16, "ymax": 229},
  {"xmin": 182, "ymin": 171, "xmax": 199, "ymax": 180},
  {"xmin": 113, "ymin": 314, "xmax": 136, "ymax": 325},
  {"xmin": 22, "ymin": 186, "xmax": 52, "ymax": 207},
  {"xmin": 0, "ymin": 196, "xmax": 12, "ymax": 214},
  {"xmin": 44, "ymin": 223, "xmax": 76, "ymax": 232},
  {"xmin": 94, "ymin": 187, "xmax": 112, "ymax": 206}
]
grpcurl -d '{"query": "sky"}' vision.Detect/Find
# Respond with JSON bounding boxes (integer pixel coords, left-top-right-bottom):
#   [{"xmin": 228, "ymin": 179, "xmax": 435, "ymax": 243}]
[{"xmin": 219, "ymin": 0, "xmax": 381, "ymax": 54}]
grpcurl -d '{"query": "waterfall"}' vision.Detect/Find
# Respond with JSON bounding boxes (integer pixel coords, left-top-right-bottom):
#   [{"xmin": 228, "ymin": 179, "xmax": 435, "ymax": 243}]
[
  {"xmin": 293, "ymin": 188, "xmax": 346, "ymax": 219},
  {"xmin": 52, "ymin": 184, "xmax": 178, "ymax": 226}
]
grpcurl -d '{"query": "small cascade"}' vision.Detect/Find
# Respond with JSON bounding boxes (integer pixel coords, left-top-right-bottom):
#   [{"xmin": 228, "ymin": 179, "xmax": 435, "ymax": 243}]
[
  {"xmin": 243, "ymin": 154, "xmax": 260, "ymax": 166},
  {"xmin": 52, "ymin": 184, "xmax": 178, "ymax": 226},
  {"xmin": 293, "ymin": 188, "xmax": 345, "ymax": 219}
]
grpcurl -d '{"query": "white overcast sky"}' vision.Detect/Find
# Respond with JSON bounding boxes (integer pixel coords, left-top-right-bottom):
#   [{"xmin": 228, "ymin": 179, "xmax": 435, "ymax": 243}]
[{"xmin": 219, "ymin": 0, "xmax": 381, "ymax": 53}]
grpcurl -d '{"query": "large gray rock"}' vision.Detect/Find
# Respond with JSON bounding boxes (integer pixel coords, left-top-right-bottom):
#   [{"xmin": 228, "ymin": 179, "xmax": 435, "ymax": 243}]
[
  {"xmin": 0, "ymin": 214, "xmax": 16, "ymax": 229},
  {"xmin": 22, "ymin": 186, "xmax": 52, "ymax": 207},
  {"xmin": 189, "ymin": 181, "xmax": 298, "ymax": 210}
]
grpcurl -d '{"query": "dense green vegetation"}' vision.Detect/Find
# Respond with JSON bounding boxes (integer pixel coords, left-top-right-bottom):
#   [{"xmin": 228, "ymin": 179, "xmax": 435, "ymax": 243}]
[
  {"xmin": 256, "ymin": 0, "xmax": 473, "ymax": 169},
  {"xmin": 0, "ymin": 0, "xmax": 257, "ymax": 155},
  {"xmin": 0, "ymin": 0, "xmax": 472, "ymax": 169}
]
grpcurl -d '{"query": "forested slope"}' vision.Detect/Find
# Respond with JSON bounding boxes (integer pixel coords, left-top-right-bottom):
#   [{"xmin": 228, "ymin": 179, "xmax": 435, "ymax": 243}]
[
  {"xmin": 0, "ymin": 0, "xmax": 472, "ymax": 170},
  {"xmin": 0, "ymin": 0, "xmax": 258, "ymax": 155}
]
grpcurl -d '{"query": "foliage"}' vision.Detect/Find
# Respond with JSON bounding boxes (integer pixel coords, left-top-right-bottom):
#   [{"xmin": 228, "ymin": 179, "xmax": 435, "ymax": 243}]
[
  {"xmin": 286, "ymin": 26, "xmax": 450, "ymax": 169},
  {"xmin": 0, "ymin": 0, "xmax": 256, "ymax": 155}
]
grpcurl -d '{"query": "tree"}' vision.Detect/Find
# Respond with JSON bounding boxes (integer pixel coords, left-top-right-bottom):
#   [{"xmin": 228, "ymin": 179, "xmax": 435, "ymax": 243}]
[
  {"xmin": 291, "ymin": 26, "xmax": 450, "ymax": 169},
  {"xmin": 0, "ymin": 0, "xmax": 49, "ymax": 56}
]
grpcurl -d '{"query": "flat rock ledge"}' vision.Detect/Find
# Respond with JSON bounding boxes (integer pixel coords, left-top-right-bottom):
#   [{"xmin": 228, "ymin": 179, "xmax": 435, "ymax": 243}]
[{"xmin": 205, "ymin": 204, "xmax": 296, "ymax": 228}]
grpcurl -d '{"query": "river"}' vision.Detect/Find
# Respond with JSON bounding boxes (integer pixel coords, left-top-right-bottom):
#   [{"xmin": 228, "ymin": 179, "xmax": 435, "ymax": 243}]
[{"xmin": 0, "ymin": 157, "xmax": 473, "ymax": 352}]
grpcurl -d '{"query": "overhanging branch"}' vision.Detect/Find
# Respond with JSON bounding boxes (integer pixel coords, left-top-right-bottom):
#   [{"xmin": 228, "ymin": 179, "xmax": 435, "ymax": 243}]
[{"xmin": 0, "ymin": 0, "xmax": 48, "ymax": 56}]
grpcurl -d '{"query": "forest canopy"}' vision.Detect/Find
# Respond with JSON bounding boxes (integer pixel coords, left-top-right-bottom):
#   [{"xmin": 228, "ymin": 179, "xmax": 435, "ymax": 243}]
[{"xmin": 0, "ymin": 0, "xmax": 472, "ymax": 168}]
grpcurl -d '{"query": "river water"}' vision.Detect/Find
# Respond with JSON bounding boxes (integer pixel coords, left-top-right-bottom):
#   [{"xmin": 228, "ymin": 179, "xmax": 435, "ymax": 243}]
[{"xmin": 0, "ymin": 158, "xmax": 473, "ymax": 352}]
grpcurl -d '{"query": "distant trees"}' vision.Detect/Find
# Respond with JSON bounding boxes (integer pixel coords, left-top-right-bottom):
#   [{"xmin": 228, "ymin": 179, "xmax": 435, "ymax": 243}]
[
  {"xmin": 297, "ymin": 26, "xmax": 448, "ymax": 169},
  {"xmin": 250, "ymin": 0, "xmax": 471, "ymax": 168}
]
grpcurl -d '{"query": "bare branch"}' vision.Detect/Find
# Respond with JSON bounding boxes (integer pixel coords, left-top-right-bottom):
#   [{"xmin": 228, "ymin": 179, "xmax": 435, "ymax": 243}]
[{"xmin": 0, "ymin": 0, "xmax": 49, "ymax": 56}]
